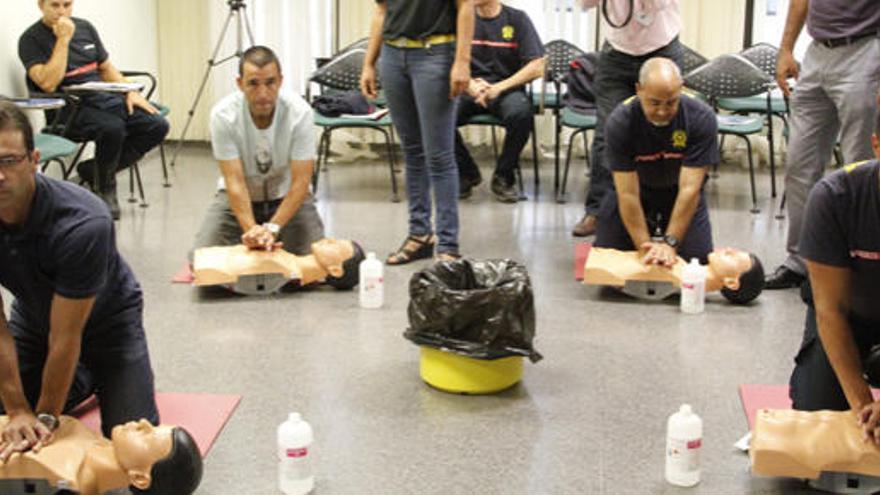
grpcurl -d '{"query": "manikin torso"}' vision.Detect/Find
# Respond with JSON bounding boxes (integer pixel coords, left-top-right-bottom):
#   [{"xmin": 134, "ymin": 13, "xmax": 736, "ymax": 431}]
[{"xmin": 582, "ymin": 247, "xmax": 731, "ymax": 292}]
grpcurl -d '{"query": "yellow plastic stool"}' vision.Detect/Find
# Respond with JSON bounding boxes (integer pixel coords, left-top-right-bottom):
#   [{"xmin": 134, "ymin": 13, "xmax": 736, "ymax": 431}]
[{"xmin": 419, "ymin": 346, "xmax": 523, "ymax": 394}]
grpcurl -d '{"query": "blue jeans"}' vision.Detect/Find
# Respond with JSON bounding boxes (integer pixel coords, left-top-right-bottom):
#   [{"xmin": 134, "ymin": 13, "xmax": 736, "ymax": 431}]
[{"xmin": 380, "ymin": 44, "xmax": 460, "ymax": 254}]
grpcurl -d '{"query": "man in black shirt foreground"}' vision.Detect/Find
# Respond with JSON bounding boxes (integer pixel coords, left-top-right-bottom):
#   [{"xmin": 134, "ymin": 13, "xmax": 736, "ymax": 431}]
[
  {"xmin": 455, "ymin": 0, "xmax": 545, "ymax": 202},
  {"xmin": 0, "ymin": 102, "xmax": 157, "ymax": 460},
  {"xmin": 593, "ymin": 57, "xmax": 718, "ymax": 265},
  {"xmin": 789, "ymin": 113, "xmax": 880, "ymax": 445},
  {"xmin": 18, "ymin": 0, "xmax": 169, "ymax": 220}
]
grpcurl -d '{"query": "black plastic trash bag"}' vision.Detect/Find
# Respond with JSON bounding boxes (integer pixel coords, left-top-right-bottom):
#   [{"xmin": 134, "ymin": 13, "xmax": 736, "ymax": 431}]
[{"xmin": 404, "ymin": 259, "xmax": 542, "ymax": 363}]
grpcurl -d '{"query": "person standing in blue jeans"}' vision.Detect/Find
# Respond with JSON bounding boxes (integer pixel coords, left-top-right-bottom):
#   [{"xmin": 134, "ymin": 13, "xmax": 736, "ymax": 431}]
[{"xmin": 361, "ymin": 0, "xmax": 474, "ymax": 264}]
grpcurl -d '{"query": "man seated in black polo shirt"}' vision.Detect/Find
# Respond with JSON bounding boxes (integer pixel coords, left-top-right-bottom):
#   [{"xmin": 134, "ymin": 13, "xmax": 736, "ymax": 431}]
[
  {"xmin": 594, "ymin": 57, "xmax": 718, "ymax": 266},
  {"xmin": 455, "ymin": 0, "xmax": 545, "ymax": 202},
  {"xmin": 0, "ymin": 102, "xmax": 157, "ymax": 459},
  {"xmin": 788, "ymin": 114, "xmax": 880, "ymax": 442},
  {"xmin": 18, "ymin": 0, "xmax": 170, "ymax": 220}
]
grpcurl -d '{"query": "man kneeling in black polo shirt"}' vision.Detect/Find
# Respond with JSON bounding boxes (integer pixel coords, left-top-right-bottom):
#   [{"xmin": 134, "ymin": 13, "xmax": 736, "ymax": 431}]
[
  {"xmin": 789, "ymin": 112, "xmax": 880, "ymax": 444},
  {"xmin": 0, "ymin": 102, "xmax": 157, "ymax": 460},
  {"xmin": 594, "ymin": 57, "xmax": 718, "ymax": 266},
  {"xmin": 455, "ymin": 0, "xmax": 545, "ymax": 202}
]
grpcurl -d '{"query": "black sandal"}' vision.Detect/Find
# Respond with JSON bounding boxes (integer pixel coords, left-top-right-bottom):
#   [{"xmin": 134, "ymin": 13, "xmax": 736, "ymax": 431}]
[{"xmin": 386, "ymin": 234, "xmax": 436, "ymax": 265}]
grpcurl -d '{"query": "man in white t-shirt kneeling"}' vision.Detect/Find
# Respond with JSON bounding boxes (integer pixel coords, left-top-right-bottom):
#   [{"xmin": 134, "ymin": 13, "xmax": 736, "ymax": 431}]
[{"xmin": 191, "ymin": 45, "xmax": 324, "ymax": 259}]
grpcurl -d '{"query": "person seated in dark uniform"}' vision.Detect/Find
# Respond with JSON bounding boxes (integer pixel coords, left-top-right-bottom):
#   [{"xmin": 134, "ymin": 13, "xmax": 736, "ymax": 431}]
[
  {"xmin": 455, "ymin": 0, "xmax": 545, "ymax": 202},
  {"xmin": 0, "ymin": 102, "xmax": 158, "ymax": 460},
  {"xmin": 788, "ymin": 113, "xmax": 880, "ymax": 446},
  {"xmin": 594, "ymin": 57, "xmax": 718, "ymax": 266},
  {"xmin": 18, "ymin": 0, "xmax": 170, "ymax": 220}
]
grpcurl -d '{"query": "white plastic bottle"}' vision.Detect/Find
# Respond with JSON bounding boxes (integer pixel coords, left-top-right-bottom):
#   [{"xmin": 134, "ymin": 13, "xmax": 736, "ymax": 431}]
[
  {"xmin": 680, "ymin": 258, "xmax": 706, "ymax": 314},
  {"xmin": 665, "ymin": 404, "xmax": 703, "ymax": 487},
  {"xmin": 278, "ymin": 412, "xmax": 314, "ymax": 494},
  {"xmin": 359, "ymin": 252, "xmax": 384, "ymax": 309}
]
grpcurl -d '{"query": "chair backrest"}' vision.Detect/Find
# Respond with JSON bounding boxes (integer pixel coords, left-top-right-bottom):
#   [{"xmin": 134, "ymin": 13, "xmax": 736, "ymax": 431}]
[
  {"xmin": 683, "ymin": 53, "xmax": 771, "ymax": 100},
  {"xmin": 544, "ymin": 39, "xmax": 586, "ymax": 84},
  {"xmin": 337, "ymin": 37, "xmax": 369, "ymax": 55},
  {"xmin": 739, "ymin": 43, "xmax": 779, "ymax": 78},
  {"xmin": 309, "ymin": 48, "xmax": 366, "ymax": 92},
  {"xmin": 680, "ymin": 43, "xmax": 709, "ymax": 74}
]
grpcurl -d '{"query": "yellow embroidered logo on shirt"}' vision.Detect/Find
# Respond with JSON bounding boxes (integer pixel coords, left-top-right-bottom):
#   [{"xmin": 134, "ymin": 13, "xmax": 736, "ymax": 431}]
[
  {"xmin": 672, "ymin": 130, "xmax": 687, "ymax": 149},
  {"xmin": 502, "ymin": 25, "xmax": 515, "ymax": 40},
  {"xmin": 844, "ymin": 160, "xmax": 870, "ymax": 173}
]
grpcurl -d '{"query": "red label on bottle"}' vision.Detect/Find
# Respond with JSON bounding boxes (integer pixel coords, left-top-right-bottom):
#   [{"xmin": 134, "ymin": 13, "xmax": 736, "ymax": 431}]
[
  {"xmin": 687, "ymin": 439, "xmax": 701, "ymax": 449},
  {"xmin": 286, "ymin": 447, "xmax": 308, "ymax": 458},
  {"xmin": 682, "ymin": 283, "xmax": 694, "ymax": 290}
]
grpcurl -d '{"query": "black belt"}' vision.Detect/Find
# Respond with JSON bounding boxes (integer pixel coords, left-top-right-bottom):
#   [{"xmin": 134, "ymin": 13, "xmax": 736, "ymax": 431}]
[{"xmin": 817, "ymin": 28, "xmax": 880, "ymax": 49}]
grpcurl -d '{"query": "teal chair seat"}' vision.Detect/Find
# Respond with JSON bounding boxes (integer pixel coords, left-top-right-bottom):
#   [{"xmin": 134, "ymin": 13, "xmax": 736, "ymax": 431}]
[
  {"xmin": 153, "ymin": 102, "xmax": 171, "ymax": 118},
  {"xmin": 561, "ymin": 107, "xmax": 597, "ymax": 129},
  {"xmin": 35, "ymin": 133, "xmax": 77, "ymax": 161},
  {"xmin": 314, "ymin": 113, "xmax": 392, "ymax": 127},
  {"xmin": 533, "ymin": 92, "xmax": 560, "ymax": 109},
  {"xmin": 717, "ymin": 114, "xmax": 764, "ymax": 134},
  {"xmin": 467, "ymin": 114, "xmax": 502, "ymax": 126},
  {"xmin": 718, "ymin": 94, "xmax": 786, "ymax": 114}
]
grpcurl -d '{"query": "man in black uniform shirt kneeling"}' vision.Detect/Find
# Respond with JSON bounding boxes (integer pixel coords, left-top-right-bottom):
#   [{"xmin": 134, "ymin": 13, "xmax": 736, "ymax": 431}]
[
  {"xmin": 594, "ymin": 57, "xmax": 719, "ymax": 266},
  {"xmin": 455, "ymin": 0, "xmax": 545, "ymax": 202},
  {"xmin": 789, "ymin": 112, "xmax": 880, "ymax": 446},
  {"xmin": 0, "ymin": 102, "xmax": 157, "ymax": 460}
]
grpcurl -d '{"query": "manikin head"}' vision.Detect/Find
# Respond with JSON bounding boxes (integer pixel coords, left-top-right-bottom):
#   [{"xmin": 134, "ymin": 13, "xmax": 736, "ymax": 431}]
[
  {"xmin": 237, "ymin": 46, "xmax": 283, "ymax": 125},
  {"xmin": 38, "ymin": 0, "xmax": 73, "ymax": 27},
  {"xmin": 707, "ymin": 248, "xmax": 765, "ymax": 304},
  {"xmin": 636, "ymin": 57, "xmax": 683, "ymax": 127},
  {"xmin": 311, "ymin": 238, "xmax": 365, "ymax": 290},
  {"xmin": 0, "ymin": 102, "xmax": 39, "ymax": 224},
  {"xmin": 112, "ymin": 420, "xmax": 203, "ymax": 495}
]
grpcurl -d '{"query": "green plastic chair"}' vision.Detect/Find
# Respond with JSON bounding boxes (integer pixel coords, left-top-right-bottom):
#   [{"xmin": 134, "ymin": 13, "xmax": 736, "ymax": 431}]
[
  {"xmin": 558, "ymin": 107, "xmax": 598, "ymax": 203},
  {"xmin": 35, "ymin": 133, "xmax": 77, "ymax": 176}
]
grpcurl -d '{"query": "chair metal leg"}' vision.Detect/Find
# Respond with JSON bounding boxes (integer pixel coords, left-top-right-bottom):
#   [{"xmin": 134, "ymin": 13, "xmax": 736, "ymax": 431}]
[
  {"xmin": 381, "ymin": 128, "xmax": 401, "ymax": 203},
  {"xmin": 490, "ymin": 125, "xmax": 499, "ymax": 162},
  {"xmin": 775, "ymin": 191, "xmax": 787, "ymax": 219},
  {"xmin": 554, "ymin": 111, "xmax": 561, "ymax": 197},
  {"xmin": 531, "ymin": 118, "xmax": 539, "ymax": 190},
  {"xmin": 737, "ymin": 134, "xmax": 760, "ymax": 213},
  {"xmin": 160, "ymin": 142, "xmax": 171, "ymax": 188},
  {"xmin": 582, "ymin": 130, "xmax": 591, "ymax": 174},
  {"xmin": 559, "ymin": 128, "xmax": 582, "ymax": 204},
  {"xmin": 129, "ymin": 165, "xmax": 136, "ymax": 203},
  {"xmin": 313, "ymin": 129, "xmax": 330, "ymax": 193},
  {"xmin": 766, "ymin": 93, "xmax": 777, "ymax": 197},
  {"xmin": 321, "ymin": 129, "xmax": 332, "ymax": 172},
  {"xmin": 135, "ymin": 162, "xmax": 148, "ymax": 208}
]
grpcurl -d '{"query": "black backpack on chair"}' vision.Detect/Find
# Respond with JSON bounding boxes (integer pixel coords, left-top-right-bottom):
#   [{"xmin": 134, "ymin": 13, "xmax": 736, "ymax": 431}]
[{"xmin": 564, "ymin": 52, "xmax": 599, "ymax": 115}]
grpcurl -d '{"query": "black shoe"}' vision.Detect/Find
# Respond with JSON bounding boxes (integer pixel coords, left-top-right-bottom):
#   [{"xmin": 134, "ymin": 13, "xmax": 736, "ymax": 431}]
[
  {"xmin": 99, "ymin": 189, "xmax": 121, "ymax": 220},
  {"xmin": 764, "ymin": 265, "xmax": 805, "ymax": 290},
  {"xmin": 459, "ymin": 175, "xmax": 482, "ymax": 199},
  {"xmin": 490, "ymin": 176, "xmax": 518, "ymax": 203},
  {"xmin": 76, "ymin": 159, "xmax": 97, "ymax": 189}
]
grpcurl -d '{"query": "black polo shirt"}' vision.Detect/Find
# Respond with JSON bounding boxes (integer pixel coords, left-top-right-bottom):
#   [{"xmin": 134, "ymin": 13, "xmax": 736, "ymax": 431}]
[
  {"xmin": 19, "ymin": 17, "xmax": 116, "ymax": 108},
  {"xmin": 800, "ymin": 160, "xmax": 880, "ymax": 322},
  {"xmin": 0, "ymin": 175, "xmax": 142, "ymax": 337},
  {"xmin": 471, "ymin": 5, "xmax": 544, "ymax": 84},
  {"xmin": 376, "ymin": 0, "xmax": 456, "ymax": 40},
  {"xmin": 605, "ymin": 94, "xmax": 719, "ymax": 190}
]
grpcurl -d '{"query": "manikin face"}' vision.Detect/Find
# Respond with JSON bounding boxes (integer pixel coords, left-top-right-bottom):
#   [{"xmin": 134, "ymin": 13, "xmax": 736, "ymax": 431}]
[
  {"xmin": 636, "ymin": 79, "xmax": 682, "ymax": 127},
  {"xmin": 311, "ymin": 238, "xmax": 354, "ymax": 278},
  {"xmin": 237, "ymin": 61, "xmax": 282, "ymax": 123},
  {"xmin": 39, "ymin": 0, "xmax": 73, "ymax": 26},
  {"xmin": 0, "ymin": 130, "xmax": 39, "ymax": 216},
  {"xmin": 707, "ymin": 248, "xmax": 752, "ymax": 290},
  {"xmin": 111, "ymin": 420, "xmax": 174, "ymax": 490}
]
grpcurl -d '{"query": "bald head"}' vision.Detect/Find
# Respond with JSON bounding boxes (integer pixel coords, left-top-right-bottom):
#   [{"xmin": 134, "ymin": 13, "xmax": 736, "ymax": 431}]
[{"xmin": 636, "ymin": 57, "xmax": 683, "ymax": 127}]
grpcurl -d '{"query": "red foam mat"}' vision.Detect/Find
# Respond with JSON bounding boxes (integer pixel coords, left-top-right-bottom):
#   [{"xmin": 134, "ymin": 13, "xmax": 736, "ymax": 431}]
[
  {"xmin": 574, "ymin": 242, "xmax": 591, "ymax": 281},
  {"xmin": 172, "ymin": 262, "xmax": 194, "ymax": 284},
  {"xmin": 75, "ymin": 392, "xmax": 241, "ymax": 457}
]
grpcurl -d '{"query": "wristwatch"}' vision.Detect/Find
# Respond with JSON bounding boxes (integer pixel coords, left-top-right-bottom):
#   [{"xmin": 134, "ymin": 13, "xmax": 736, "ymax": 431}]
[
  {"xmin": 36, "ymin": 412, "xmax": 59, "ymax": 432},
  {"xmin": 262, "ymin": 222, "xmax": 280, "ymax": 236},
  {"xmin": 662, "ymin": 233, "xmax": 679, "ymax": 249}
]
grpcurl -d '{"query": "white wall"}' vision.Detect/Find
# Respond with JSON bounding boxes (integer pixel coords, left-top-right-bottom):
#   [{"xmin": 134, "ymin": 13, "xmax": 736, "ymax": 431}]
[
  {"xmin": 751, "ymin": 0, "xmax": 811, "ymax": 59},
  {"xmin": 0, "ymin": 0, "xmax": 159, "ymax": 97}
]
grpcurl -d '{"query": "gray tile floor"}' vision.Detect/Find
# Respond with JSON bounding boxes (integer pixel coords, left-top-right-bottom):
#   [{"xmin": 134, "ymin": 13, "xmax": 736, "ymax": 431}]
[{"xmin": 44, "ymin": 144, "xmax": 827, "ymax": 494}]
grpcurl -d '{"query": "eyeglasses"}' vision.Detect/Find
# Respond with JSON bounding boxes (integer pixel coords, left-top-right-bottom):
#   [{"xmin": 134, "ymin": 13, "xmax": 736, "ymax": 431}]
[{"xmin": 0, "ymin": 154, "xmax": 29, "ymax": 167}]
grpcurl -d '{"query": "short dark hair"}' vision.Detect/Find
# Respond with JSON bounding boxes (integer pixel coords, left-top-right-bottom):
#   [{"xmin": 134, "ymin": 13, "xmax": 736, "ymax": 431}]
[
  {"xmin": 239, "ymin": 45, "xmax": 281, "ymax": 76},
  {"xmin": 130, "ymin": 427, "xmax": 203, "ymax": 495},
  {"xmin": 325, "ymin": 240, "xmax": 365, "ymax": 290},
  {"xmin": 720, "ymin": 253, "xmax": 765, "ymax": 305},
  {"xmin": 0, "ymin": 101, "xmax": 35, "ymax": 154}
]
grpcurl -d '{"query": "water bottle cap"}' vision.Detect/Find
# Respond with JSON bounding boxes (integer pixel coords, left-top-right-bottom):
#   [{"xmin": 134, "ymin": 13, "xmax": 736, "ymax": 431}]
[
  {"xmin": 367, "ymin": 252, "xmax": 376, "ymax": 260},
  {"xmin": 689, "ymin": 258, "xmax": 699, "ymax": 265},
  {"xmin": 679, "ymin": 404, "xmax": 692, "ymax": 415},
  {"xmin": 288, "ymin": 412, "xmax": 301, "ymax": 423}
]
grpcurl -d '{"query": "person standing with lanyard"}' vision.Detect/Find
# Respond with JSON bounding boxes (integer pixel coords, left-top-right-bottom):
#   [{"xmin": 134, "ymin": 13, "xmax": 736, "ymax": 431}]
[
  {"xmin": 571, "ymin": 0, "xmax": 682, "ymax": 238},
  {"xmin": 361, "ymin": 0, "xmax": 474, "ymax": 264}
]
